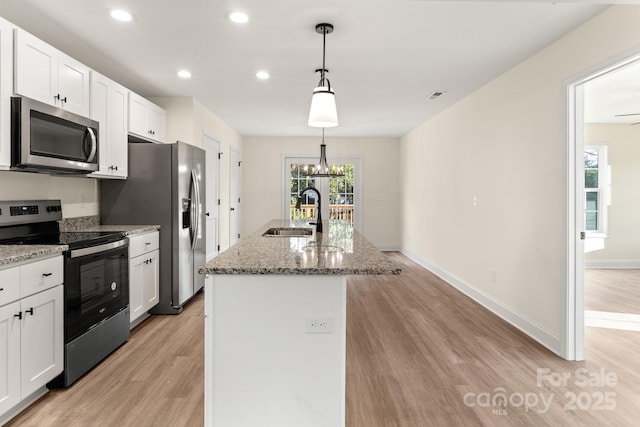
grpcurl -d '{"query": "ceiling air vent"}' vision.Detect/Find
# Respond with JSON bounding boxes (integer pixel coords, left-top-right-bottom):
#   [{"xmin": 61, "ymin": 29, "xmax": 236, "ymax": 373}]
[{"xmin": 428, "ymin": 91, "xmax": 446, "ymax": 100}]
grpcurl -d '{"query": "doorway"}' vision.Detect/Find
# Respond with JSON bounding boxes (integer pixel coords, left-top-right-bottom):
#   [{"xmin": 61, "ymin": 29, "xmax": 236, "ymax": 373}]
[
  {"xmin": 284, "ymin": 157, "xmax": 362, "ymax": 232},
  {"xmin": 229, "ymin": 148, "xmax": 241, "ymax": 246},
  {"xmin": 203, "ymin": 133, "xmax": 220, "ymax": 261},
  {"xmin": 566, "ymin": 52, "xmax": 640, "ymax": 361}
]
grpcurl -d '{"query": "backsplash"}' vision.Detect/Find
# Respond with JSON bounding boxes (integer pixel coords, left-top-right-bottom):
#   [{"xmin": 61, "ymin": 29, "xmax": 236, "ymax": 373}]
[{"xmin": 59, "ymin": 215, "xmax": 100, "ymax": 231}]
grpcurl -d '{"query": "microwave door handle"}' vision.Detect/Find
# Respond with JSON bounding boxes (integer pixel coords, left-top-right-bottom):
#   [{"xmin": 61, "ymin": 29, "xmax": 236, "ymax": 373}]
[{"xmin": 86, "ymin": 127, "xmax": 97, "ymax": 162}]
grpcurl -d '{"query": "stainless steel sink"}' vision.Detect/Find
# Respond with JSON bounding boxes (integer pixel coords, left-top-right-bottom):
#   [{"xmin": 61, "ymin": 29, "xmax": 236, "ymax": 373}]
[{"xmin": 262, "ymin": 227, "xmax": 313, "ymax": 237}]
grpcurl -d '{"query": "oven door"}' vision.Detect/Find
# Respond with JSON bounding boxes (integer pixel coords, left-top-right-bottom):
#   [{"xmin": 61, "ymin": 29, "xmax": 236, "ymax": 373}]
[{"xmin": 64, "ymin": 240, "xmax": 129, "ymax": 342}]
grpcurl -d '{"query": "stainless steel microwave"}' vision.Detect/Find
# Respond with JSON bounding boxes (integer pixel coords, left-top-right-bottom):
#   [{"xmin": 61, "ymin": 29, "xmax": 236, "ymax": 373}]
[{"xmin": 11, "ymin": 96, "xmax": 99, "ymax": 174}]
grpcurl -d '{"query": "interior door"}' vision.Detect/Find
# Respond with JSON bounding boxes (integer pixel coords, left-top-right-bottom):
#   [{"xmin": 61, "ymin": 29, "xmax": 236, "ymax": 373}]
[
  {"xmin": 204, "ymin": 135, "xmax": 220, "ymax": 260},
  {"xmin": 229, "ymin": 148, "xmax": 241, "ymax": 246}
]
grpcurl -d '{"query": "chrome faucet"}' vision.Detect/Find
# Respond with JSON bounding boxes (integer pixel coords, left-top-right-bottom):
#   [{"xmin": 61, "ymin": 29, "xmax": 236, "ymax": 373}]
[{"xmin": 296, "ymin": 187, "xmax": 323, "ymax": 233}]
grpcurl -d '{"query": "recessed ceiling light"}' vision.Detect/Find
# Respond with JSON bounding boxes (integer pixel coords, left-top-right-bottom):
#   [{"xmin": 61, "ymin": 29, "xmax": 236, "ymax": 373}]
[
  {"xmin": 256, "ymin": 71, "xmax": 270, "ymax": 80},
  {"xmin": 110, "ymin": 9, "xmax": 133, "ymax": 22},
  {"xmin": 177, "ymin": 70, "xmax": 192, "ymax": 79},
  {"xmin": 228, "ymin": 11, "xmax": 249, "ymax": 24}
]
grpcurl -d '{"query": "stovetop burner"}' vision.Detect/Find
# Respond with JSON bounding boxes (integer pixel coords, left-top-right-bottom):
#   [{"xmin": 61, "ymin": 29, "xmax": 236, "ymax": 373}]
[{"xmin": 0, "ymin": 200, "xmax": 127, "ymax": 250}]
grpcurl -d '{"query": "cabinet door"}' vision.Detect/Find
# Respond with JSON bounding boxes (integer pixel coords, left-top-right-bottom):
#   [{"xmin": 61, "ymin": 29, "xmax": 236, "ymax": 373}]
[
  {"xmin": 90, "ymin": 72, "xmax": 109, "ymax": 176},
  {"xmin": 0, "ymin": 18, "xmax": 14, "ymax": 169},
  {"xmin": 128, "ymin": 92, "xmax": 149, "ymax": 138},
  {"xmin": 57, "ymin": 52, "xmax": 90, "ymax": 116},
  {"xmin": 109, "ymin": 83, "xmax": 129, "ymax": 177},
  {"xmin": 148, "ymin": 103, "xmax": 166, "ymax": 143},
  {"xmin": 0, "ymin": 301, "xmax": 20, "ymax": 416},
  {"xmin": 144, "ymin": 250, "xmax": 160, "ymax": 310},
  {"xmin": 129, "ymin": 256, "xmax": 145, "ymax": 324},
  {"xmin": 20, "ymin": 286, "xmax": 63, "ymax": 398},
  {"xmin": 14, "ymin": 29, "xmax": 58, "ymax": 107}
]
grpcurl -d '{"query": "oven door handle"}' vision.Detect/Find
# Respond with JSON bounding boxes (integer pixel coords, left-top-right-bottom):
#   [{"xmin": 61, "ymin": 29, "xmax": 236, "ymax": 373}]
[{"xmin": 70, "ymin": 239, "xmax": 127, "ymax": 258}]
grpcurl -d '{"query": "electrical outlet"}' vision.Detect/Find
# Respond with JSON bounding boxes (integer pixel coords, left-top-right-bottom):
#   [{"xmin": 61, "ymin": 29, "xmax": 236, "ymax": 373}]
[
  {"xmin": 305, "ymin": 316, "xmax": 334, "ymax": 334},
  {"xmin": 490, "ymin": 268, "xmax": 497, "ymax": 283}
]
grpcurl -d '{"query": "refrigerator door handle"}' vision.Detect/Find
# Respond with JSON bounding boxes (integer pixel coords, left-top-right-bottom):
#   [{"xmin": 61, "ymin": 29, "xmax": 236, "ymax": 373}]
[
  {"xmin": 193, "ymin": 169, "xmax": 202, "ymax": 240},
  {"xmin": 190, "ymin": 169, "xmax": 199, "ymax": 250}
]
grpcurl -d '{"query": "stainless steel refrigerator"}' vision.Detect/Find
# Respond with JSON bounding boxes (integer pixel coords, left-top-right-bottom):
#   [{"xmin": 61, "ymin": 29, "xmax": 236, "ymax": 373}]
[{"xmin": 100, "ymin": 141, "xmax": 205, "ymax": 314}]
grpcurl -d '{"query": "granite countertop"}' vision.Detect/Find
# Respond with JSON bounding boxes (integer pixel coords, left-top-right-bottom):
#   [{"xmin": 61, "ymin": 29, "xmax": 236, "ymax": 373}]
[
  {"xmin": 72, "ymin": 224, "xmax": 161, "ymax": 235},
  {"xmin": 1, "ymin": 216, "xmax": 160, "ymax": 267},
  {"xmin": 0, "ymin": 245, "xmax": 68, "ymax": 266},
  {"xmin": 199, "ymin": 220, "xmax": 401, "ymax": 275}
]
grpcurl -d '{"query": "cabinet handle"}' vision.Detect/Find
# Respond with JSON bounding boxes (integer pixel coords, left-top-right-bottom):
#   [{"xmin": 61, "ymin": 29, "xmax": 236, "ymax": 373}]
[
  {"xmin": 26, "ymin": 308, "xmax": 34, "ymax": 316},
  {"xmin": 42, "ymin": 272, "xmax": 53, "ymax": 277},
  {"xmin": 14, "ymin": 312, "xmax": 22, "ymax": 320},
  {"xmin": 145, "ymin": 242, "xmax": 151, "ymax": 246},
  {"xmin": 62, "ymin": 96, "xmax": 67, "ymax": 103},
  {"xmin": 0, "ymin": 288, "xmax": 4, "ymax": 291},
  {"xmin": 55, "ymin": 94, "xmax": 60, "ymax": 101}
]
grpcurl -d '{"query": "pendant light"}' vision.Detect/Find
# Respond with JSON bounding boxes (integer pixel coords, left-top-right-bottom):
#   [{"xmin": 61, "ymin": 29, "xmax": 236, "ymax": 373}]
[
  {"xmin": 308, "ymin": 23, "xmax": 338, "ymax": 128},
  {"xmin": 307, "ymin": 129, "xmax": 344, "ymax": 178}
]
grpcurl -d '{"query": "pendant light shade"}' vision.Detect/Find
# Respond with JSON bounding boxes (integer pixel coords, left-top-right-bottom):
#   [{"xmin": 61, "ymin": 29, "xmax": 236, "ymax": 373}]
[
  {"xmin": 308, "ymin": 23, "xmax": 338, "ymax": 128},
  {"xmin": 308, "ymin": 86, "xmax": 338, "ymax": 127}
]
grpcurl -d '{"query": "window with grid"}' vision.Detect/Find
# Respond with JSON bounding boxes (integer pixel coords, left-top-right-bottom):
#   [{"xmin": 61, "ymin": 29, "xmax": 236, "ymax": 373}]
[
  {"xmin": 584, "ymin": 145, "xmax": 609, "ymax": 235},
  {"xmin": 329, "ymin": 164, "xmax": 354, "ymax": 225},
  {"xmin": 290, "ymin": 163, "xmax": 316, "ymax": 221}
]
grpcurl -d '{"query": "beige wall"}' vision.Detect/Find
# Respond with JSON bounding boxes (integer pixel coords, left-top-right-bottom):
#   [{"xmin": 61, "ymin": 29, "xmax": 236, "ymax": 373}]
[
  {"xmin": 400, "ymin": 5, "xmax": 640, "ymax": 345},
  {"xmin": 241, "ymin": 136, "xmax": 401, "ymax": 248},
  {"xmin": 0, "ymin": 171, "xmax": 98, "ymax": 217},
  {"xmin": 584, "ymin": 123, "xmax": 640, "ymax": 264},
  {"xmin": 153, "ymin": 96, "xmax": 242, "ymax": 250}
]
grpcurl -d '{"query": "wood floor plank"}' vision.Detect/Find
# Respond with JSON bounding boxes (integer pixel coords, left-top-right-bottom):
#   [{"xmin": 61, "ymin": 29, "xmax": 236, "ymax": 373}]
[{"xmin": 6, "ymin": 255, "xmax": 640, "ymax": 426}]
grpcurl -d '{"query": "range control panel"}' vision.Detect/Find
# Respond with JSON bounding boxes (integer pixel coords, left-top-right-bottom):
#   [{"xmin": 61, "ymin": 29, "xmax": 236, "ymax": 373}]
[
  {"xmin": 10, "ymin": 205, "xmax": 39, "ymax": 216},
  {"xmin": 0, "ymin": 200, "xmax": 63, "ymax": 226}
]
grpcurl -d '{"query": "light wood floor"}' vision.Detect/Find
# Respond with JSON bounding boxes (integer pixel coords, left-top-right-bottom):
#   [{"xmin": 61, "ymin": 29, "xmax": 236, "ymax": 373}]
[
  {"xmin": 585, "ymin": 268, "xmax": 640, "ymax": 314},
  {"xmin": 7, "ymin": 254, "xmax": 640, "ymax": 426}
]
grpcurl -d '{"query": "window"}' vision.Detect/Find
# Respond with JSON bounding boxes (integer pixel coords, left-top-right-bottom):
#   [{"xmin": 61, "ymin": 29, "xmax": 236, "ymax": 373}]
[
  {"xmin": 285, "ymin": 157, "xmax": 361, "ymax": 230},
  {"xmin": 584, "ymin": 145, "xmax": 609, "ymax": 235}
]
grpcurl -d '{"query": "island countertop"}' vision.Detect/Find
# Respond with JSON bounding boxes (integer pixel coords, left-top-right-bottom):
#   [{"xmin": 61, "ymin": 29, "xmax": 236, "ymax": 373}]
[{"xmin": 199, "ymin": 219, "xmax": 401, "ymax": 275}]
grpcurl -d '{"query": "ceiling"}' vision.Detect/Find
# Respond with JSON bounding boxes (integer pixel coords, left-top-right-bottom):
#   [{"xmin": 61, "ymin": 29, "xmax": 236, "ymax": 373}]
[{"xmin": 0, "ymin": 1, "xmax": 635, "ymax": 137}]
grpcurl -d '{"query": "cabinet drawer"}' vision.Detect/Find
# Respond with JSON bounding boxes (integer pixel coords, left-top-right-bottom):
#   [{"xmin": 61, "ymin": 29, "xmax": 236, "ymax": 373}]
[
  {"xmin": 0, "ymin": 266, "xmax": 21, "ymax": 306},
  {"xmin": 129, "ymin": 232, "xmax": 159, "ymax": 258},
  {"xmin": 20, "ymin": 256, "xmax": 63, "ymax": 298}
]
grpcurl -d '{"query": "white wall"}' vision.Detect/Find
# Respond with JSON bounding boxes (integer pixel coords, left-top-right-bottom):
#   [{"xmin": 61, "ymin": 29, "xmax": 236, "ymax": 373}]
[
  {"xmin": 400, "ymin": 5, "xmax": 640, "ymax": 351},
  {"xmin": 241, "ymin": 136, "xmax": 401, "ymax": 248},
  {"xmin": 584, "ymin": 123, "xmax": 640, "ymax": 265},
  {"xmin": 0, "ymin": 171, "xmax": 98, "ymax": 217},
  {"xmin": 152, "ymin": 96, "xmax": 242, "ymax": 251}
]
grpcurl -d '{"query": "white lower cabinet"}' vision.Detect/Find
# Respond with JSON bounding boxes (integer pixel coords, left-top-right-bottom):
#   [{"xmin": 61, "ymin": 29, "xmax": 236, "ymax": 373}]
[
  {"xmin": 0, "ymin": 256, "xmax": 63, "ymax": 422},
  {"xmin": 129, "ymin": 232, "xmax": 160, "ymax": 327}
]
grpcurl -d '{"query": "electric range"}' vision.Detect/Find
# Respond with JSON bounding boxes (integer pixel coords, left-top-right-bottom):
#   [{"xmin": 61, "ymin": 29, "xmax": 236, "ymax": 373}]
[{"xmin": 0, "ymin": 199, "xmax": 130, "ymax": 387}]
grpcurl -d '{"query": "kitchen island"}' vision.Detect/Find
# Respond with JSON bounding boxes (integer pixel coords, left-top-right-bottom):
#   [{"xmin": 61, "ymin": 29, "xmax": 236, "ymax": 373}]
[{"xmin": 199, "ymin": 220, "xmax": 400, "ymax": 427}]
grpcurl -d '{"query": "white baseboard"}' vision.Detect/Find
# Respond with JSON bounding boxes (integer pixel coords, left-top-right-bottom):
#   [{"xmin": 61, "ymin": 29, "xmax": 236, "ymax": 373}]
[
  {"xmin": 375, "ymin": 244, "xmax": 401, "ymax": 252},
  {"xmin": 0, "ymin": 387, "xmax": 48, "ymax": 426},
  {"xmin": 585, "ymin": 259, "xmax": 640, "ymax": 269},
  {"xmin": 400, "ymin": 248, "xmax": 562, "ymax": 356},
  {"xmin": 586, "ymin": 310, "xmax": 640, "ymax": 331}
]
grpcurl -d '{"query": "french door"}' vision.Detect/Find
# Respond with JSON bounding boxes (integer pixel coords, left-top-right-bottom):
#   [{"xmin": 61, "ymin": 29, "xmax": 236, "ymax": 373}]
[{"xmin": 284, "ymin": 157, "xmax": 361, "ymax": 231}]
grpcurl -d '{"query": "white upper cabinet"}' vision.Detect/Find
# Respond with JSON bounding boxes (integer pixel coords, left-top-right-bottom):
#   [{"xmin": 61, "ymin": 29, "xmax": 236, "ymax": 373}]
[
  {"xmin": 14, "ymin": 29, "xmax": 90, "ymax": 117},
  {"xmin": 90, "ymin": 71, "xmax": 128, "ymax": 179},
  {"xmin": 0, "ymin": 18, "xmax": 15, "ymax": 170},
  {"xmin": 128, "ymin": 92, "xmax": 166, "ymax": 143}
]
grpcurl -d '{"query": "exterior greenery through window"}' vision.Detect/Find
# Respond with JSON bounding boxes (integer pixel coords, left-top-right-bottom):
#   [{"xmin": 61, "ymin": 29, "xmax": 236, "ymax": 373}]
[
  {"xmin": 584, "ymin": 145, "xmax": 608, "ymax": 234},
  {"xmin": 289, "ymin": 163, "xmax": 355, "ymax": 225}
]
